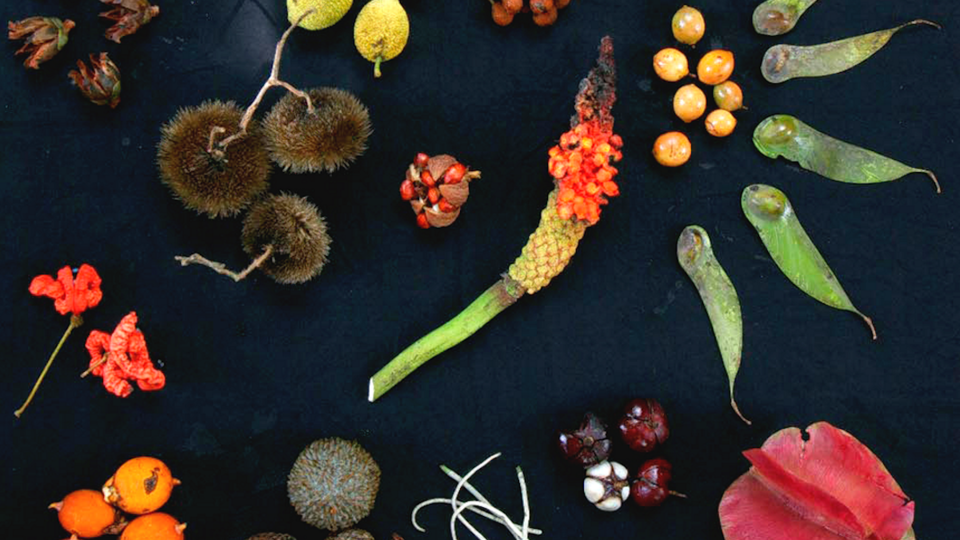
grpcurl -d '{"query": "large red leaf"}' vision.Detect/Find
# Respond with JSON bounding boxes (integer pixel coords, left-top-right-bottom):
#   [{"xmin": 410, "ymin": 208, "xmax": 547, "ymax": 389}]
[{"xmin": 719, "ymin": 422, "xmax": 914, "ymax": 540}]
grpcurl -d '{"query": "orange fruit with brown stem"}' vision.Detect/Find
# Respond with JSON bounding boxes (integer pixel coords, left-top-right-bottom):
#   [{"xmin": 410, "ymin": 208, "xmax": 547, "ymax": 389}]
[
  {"xmin": 103, "ymin": 457, "xmax": 180, "ymax": 515},
  {"xmin": 50, "ymin": 489, "xmax": 126, "ymax": 538},
  {"xmin": 120, "ymin": 513, "xmax": 186, "ymax": 540},
  {"xmin": 653, "ymin": 132, "xmax": 692, "ymax": 167},
  {"xmin": 697, "ymin": 50, "xmax": 735, "ymax": 85}
]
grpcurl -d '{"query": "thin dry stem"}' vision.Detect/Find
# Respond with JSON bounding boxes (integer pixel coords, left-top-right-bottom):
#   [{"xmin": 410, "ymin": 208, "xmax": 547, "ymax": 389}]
[
  {"xmin": 862, "ymin": 314, "xmax": 878, "ymax": 341},
  {"xmin": 209, "ymin": 10, "xmax": 315, "ymax": 158},
  {"xmin": 731, "ymin": 398, "xmax": 752, "ymax": 425},
  {"xmin": 175, "ymin": 245, "xmax": 274, "ymax": 282},
  {"xmin": 14, "ymin": 315, "xmax": 82, "ymax": 418},
  {"xmin": 81, "ymin": 353, "xmax": 109, "ymax": 378}
]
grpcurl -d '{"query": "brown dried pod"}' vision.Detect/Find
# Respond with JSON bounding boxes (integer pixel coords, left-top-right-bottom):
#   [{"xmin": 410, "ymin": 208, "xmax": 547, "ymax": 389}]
[
  {"xmin": 329, "ymin": 530, "xmax": 374, "ymax": 540},
  {"xmin": 8, "ymin": 16, "xmax": 74, "ymax": 69},
  {"xmin": 100, "ymin": 0, "xmax": 160, "ymax": 43},
  {"xmin": 241, "ymin": 193, "xmax": 331, "ymax": 284},
  {"xmin": 399, "ymin": 153, "xmax": 480, "ymax": 229},
  {"xmin": 263, "ymin": 87, "xmax": 372, "ymax": 174},
  {"xmin": 247, "ymin": 534, "xmax": 297, "ymax": 540},
  {"xmin": 158, "ymin": 100, "xmax": 271, "ymax": 218},
  {"xmin": 68, "ymin": 52, "xmax": 121, "ymax": 108}
]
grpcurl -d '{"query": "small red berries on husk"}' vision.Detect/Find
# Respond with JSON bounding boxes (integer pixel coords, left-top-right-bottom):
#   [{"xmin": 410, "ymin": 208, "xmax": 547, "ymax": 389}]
[
  {"xmin": 557, "ymin": 412, "xmax": 612, "ymax": 467},
  {"xmin": 401, "ymin": 153, "xmax": 480, "ymax": 229},
  {"xmin": 489, "ymin": 0, "xmax": 572, "ymax": 27},
  {"xmin": 69, "ymin": 53, "xmax": 121, "ymax": 108},
  {"xmin": 618, "ymin": 398, "xmax": 669, "ymax": 453}
]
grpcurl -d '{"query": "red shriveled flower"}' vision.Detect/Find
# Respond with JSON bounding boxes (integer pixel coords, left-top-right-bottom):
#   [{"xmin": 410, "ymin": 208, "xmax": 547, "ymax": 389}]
[
  {"xmin": 100, "ymin": 0, "xmax": 160, "ymax": 43},
  {"xmin": 7, "ymin": 16, "xmax": 75, "ymax": 70},
  {"xmin": 85, "ymin": 312, "xmax": 166, "ymax": 398},
  {"xmin": 29, "ymin": 264, "xmax": 103, "ymax": 317}
]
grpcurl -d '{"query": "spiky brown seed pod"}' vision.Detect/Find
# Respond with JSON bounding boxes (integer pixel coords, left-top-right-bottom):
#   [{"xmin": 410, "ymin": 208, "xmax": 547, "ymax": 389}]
[
  {"xmin": 247, "ymin": 534, "xmax": 297, "ymax": 540},
  {"xmin": 241, "ymin": 194, "xmax": 331, "ymax": 284},
  {"xmin": 288, "ymin": 438, "xmax": 381, "ymax": 532},
  {"xmin": 329, "ymin": 530, "xmax": 374, "ymax": 540},
  {"xmin": 158, "ymin": 100, "xmax": 271, "ymax": 218},
  {"xmin": 263, "ymin": 87, "xmax": 371, "ymax": 174}
]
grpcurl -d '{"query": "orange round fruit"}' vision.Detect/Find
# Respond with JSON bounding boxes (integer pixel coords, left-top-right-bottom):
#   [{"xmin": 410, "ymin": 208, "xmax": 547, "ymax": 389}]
[
  {"xmin": 673, "ymin": 84, "xmax": 707, "ymax": 123},
  {"xmin": 50, "ymin": 489, "xmax": 124, "ymax": 538},
  {"xmin": 653, "ymin": 132, "xmax": 692, "ymax": 167},
  {"xmin": 503, "ymin": 0, "xmax": 523, "ymax": 14},
  {"xmin": 713, "ymin": 81, "xmax": 743, "ymax": 111},
  {"xmin": 697, "ymin": 50, "xmax": 734, "ymax": 85},
  {"xmin": 705, "ymin": 109, "xmax": 737, "ymax": 137},
  {"xmin": 103, "ymin": 457, "xmax": 180, "ymax": 515},
  {"xmin": 672, "ymin": 6, "xmax": 705, "ymax": 46},
  {"xmin": 491, "ymin": 2, "xmax": 514, "ymax": 26},
  {"xmin": 653, "ymin": 48, "xmax": 689, "ymax": 82},
  {"xmin": 120, "ymin": 513, "xmax": 186, "ymax": 540}
]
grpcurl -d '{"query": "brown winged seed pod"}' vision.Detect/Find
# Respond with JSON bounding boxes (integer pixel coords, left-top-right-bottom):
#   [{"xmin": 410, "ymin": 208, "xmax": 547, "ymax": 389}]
[{"xmin": 69, "ymin": 53, "xmax": 121, "ymax": 108}]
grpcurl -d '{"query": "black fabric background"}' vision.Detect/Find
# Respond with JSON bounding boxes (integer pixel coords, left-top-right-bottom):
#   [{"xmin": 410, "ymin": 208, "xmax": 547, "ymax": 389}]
[{"xmin": 2, "ymin": 1, "xmax": 959, "ymax": 539}]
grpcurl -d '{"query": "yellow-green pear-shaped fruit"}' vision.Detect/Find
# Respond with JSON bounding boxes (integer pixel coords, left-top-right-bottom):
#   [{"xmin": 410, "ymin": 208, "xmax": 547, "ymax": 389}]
[
  {"xmin": 288, "ymin": 0, "xmax": 353, "ymax": 30},
  {"xmin": 353, "ymin": 0, "xmax": 410, "ymax": 78}
]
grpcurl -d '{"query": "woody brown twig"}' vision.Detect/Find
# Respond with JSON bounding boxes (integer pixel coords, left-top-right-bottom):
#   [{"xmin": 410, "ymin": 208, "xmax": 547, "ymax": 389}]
[{"xmin": 174, "ymin": 245, "xmax": 275, "ymax": 282}]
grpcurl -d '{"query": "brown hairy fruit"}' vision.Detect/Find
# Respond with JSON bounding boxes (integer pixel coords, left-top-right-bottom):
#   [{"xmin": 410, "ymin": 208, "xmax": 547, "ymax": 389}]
[
  {"xmin": 241, "ymin": 194, "xmax": 331, "ymax": 284},
  {"xmin": 329, "ymin": 530, "xmax": 374, "ymax": 540},
  {"xmin": 247, "ymin": 535, "xmax": 297, "ymax": 540},
  {"xmin": 287, "ymin": 438, "xmax": 381, "ymax": 532},
  {"xmin": 158, "ymin": 101, "xmax": 271, "ymax": 218},
  {"xmin": 263, "ymin": 88, "xmax": 371, "ymax": 174}
]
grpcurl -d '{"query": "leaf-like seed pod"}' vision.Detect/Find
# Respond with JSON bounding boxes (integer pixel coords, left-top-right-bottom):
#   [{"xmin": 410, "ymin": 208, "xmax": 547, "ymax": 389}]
[
  {"xmin": 241, "ymin": 193, "xmax": 331, "ymax": 284},
  {"xmin": 288, "ymin": 438, "xmax": 381, "ymax": 532},
  {"xmin": 263, "ymin": 87, "xmax": 371, "ymax": 174},
  {"xmin": 158, "ymin": 101, "xmax": 271, "ymax": 218}
]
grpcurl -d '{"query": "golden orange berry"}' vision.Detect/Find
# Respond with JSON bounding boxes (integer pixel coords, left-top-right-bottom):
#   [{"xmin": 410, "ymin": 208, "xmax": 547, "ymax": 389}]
[
  {"xmin": 705, "ymin": 109, "xmax": 737, "ymax": 137},
  {"xmin": 491, "ymin": 2, "xmax": 514, "ymax": 26},
  {"xmin": 51, "ymin": 489, "xmax": 124, "ymax": 538},
  {"xmin": 532, "ymin": 7, "xmax": 558, "ymax": 26},
  {"xmin": 697, "ymin": 49, "xmax": 734, "ymax": 85},
  {"xmin": 103, "ymin": 457, "xmax": 180, "ymax": 515},
  {"xmin": 672, "ymin": 6, "xmax": 705, "ymax": 45},
  {"xmin": 713, "ymin": 80, "xmax": 743, "ymax": 111},
  {"xmin": 120, "ymin": 513, "xmax": 185, "ymax": 540},
  {"xmin": 653, "ymin": 132, "xmax": 692, "ymax": 167},
  {"xmin": 503, "ymin": 0, "xmax": 523, "ymax": 14},
  {"xmin": 653, "ymin": 48, "xmax": 689, "ymax": 82},
  {"xmin": 673, "ymin": 84, "xmax": 707, "ymax": 123}
]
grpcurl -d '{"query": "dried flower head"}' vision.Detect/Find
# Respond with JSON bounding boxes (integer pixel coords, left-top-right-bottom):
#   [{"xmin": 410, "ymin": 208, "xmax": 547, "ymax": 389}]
[
  {"xmin": 329, "ymin": 530, "xmax": 374, "ymax": 540},
  {"xmin": 246, "ymin": 534, "xmax": 297, "ymax": 540},
  {"xmin": 100, "ymin": 0, "xmax": 160, "ymax": 43},
  {"xmin": 288, "ymin": 438, "xmax": 381, "ymax": 531},
  {"xmin": 241, "ymin": 194, "xmax": 331, "ymax": 284},
  {"xmin": 263, "ymin": 87, "xmax": 371, "ymax": 173},
  {"xmin": 69, "ymin": 53, "xmax": 121, "ymax": 108},
  {"xmin": 8, "ymin": 16, "xmax": 74, "ymax": 69},
  {"xmin": 158, "ymin": 100, "xmax": 271, "ymax": 218}
]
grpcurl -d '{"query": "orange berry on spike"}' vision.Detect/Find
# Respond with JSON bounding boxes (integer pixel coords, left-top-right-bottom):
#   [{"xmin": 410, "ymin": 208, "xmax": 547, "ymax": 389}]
[
  {"xmin": 610, "ymin": 134, "xmax": 623, "ymax": 148},
  {"xmin": 51, "ymin": 489, "xmax": 124, "ymax": 538},
  {"xmin": 103, "ymin": 457, "xmax": 179, "ymax": 515},
  {"xmin": 602, "ymin": 181, "xmax": 619, "ymax": 196},
  {"xmin": 120, "ymin": 513, "xmax": 185, "ymax": 540}
]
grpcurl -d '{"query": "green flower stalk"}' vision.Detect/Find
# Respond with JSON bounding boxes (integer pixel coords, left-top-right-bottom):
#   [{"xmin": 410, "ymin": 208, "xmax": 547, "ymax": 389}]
[{"xmin": 369, "ymin": 37, "xmax": 624, "ymax": 402}]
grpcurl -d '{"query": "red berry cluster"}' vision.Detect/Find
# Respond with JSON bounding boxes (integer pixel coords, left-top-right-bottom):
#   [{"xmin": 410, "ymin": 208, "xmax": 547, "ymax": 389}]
[
  {"xmin": 490, "ymin": 0, "xmax": 573, "ymax": 27},
  {"xmin": 549, "ymin": 126, "xmax": 623, "ymax": 224},
  {"xmin": 400, "ymin": 153, "xmax": 480, "ymax": 229},
  {"xmin": 558, "ymin": 398, "xmax": 684, "ymax": 509}
]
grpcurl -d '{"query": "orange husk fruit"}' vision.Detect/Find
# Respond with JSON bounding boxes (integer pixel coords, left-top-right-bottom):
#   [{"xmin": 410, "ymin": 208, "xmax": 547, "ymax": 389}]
[
  {"xmin": 50, "ymin": 489, "xmax": 126, "ymax": 538},
  {"xmin": 103, "ymin": 457, "xmax": 180, "ymax": 515},
  {"xmin": 120, "ymin": 513, "xmax": 186, "ymax": 540}
]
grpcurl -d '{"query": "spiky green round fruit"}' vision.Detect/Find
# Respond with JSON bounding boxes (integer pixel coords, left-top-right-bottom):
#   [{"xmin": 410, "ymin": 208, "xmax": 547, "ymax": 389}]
[
  {"xmin": 263, "ymin": 88, "xmax": 371, "ymax": 174},
  {"xmin": 241, "ymin": 193, "xmax": 331, "ymax": 284},
  {"xmin": 247, "ymin": 534, "xmax": 297, "ymax": 540},
  {"xmin": 287, "ymin": 0, "xmax": 352, "ymax": 30},
  {"xmin": 287, "ymin": 438, "xmax": 381, "ymax": 532},
  {"xmin": 329, "ymin": 530, "xmax": 374, "ymax": 540},
  {"xmin": 158, "ymin": 100, "xmax": 271, "ymax": 218}
]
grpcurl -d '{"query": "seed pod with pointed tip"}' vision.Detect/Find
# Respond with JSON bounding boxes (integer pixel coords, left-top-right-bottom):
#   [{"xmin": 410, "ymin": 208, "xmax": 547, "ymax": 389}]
[
  {"xmin": 158, "ymin": 101, "xmax": 271, "ymax": 218},
  {"xmin": 754, "ymin": 115, "xmax": 939, "ymax": 193},
  {"xmin": 263, "ymin": 87, "xmax": 371, "ymax": 174},
  {"xmin": 741, "ymin": 185, "xmax": 877, "ymax": 340},
  {"xmin": 761, "ymin": 20, "xmax": 941, "ymax": 84}
]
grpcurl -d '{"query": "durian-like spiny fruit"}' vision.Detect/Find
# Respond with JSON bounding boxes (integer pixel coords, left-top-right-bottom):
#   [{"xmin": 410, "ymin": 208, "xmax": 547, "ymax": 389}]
[
  {"xmin": 354, "ymin": 0, "xmax": 409, "ymax": 78},
  {"xmin": 287, "ymin": 0, "xmax": 352, "ymax": 30}
]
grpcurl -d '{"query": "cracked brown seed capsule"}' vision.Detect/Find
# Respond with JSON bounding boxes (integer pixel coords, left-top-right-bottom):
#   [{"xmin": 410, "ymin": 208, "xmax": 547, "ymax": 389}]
[
  {"xmin": 241, "ymin": 194, "xmax": 331, "ymax": 285},
  {"xmin": 288, "ymin": 438, "xmax": 381, "ymax": 532},
  {"xmin": 158, "ymin": 100, "xmax": 271, "ymax": 218},
  {"xmin": 263, "ymin": 87, "xmax": 371, "ymax": 173}
]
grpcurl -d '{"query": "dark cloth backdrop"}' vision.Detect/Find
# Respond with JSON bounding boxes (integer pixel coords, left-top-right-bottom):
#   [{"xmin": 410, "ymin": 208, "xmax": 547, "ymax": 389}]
[{"xmin": 2, "ymin": 0, "xmax": 958, "ymax": 539}]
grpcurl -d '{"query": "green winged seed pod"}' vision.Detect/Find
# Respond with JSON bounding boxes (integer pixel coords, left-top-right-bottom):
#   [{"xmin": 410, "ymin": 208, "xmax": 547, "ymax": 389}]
[
  {"xmin": 754, "ymin": 115, "xmax": 940, "ymax": 193},
  {"xmin": 741, "ymin": 185, "xmax": 877, "ymax": 340},
  {"xmin": 753, "ymin": 0, "xmax": 819, "ymax": 36},
  {"xmin": 761, "ymin": 20, "xmax": 940, "ymax": 83},
  {"xmin": 677, "ymin": 226, "xmax": 750, "ymax": 425}
]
